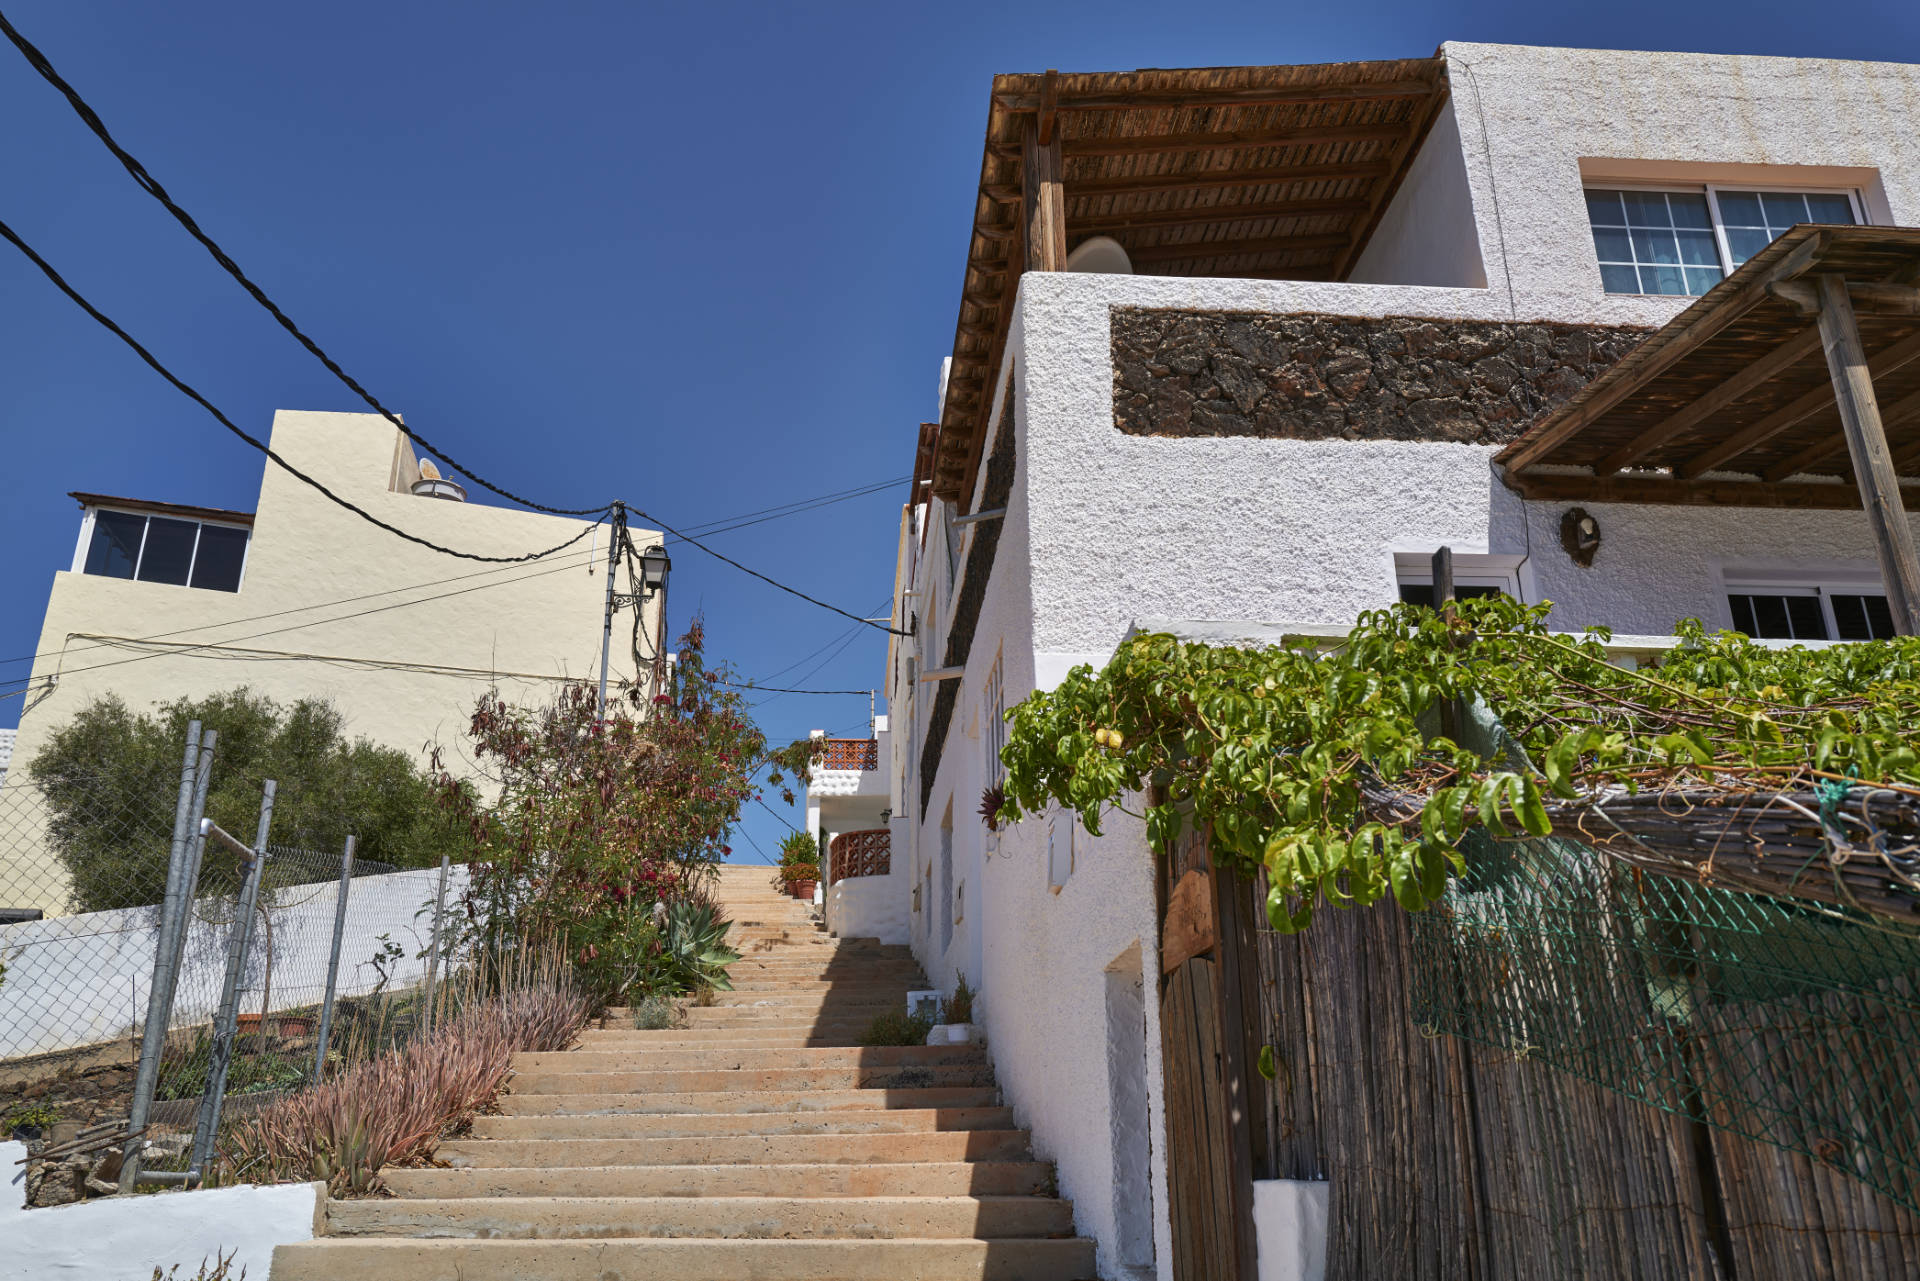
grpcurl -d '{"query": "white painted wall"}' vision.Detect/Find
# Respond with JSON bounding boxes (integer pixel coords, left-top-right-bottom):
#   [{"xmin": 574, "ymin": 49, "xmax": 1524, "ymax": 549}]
[
  {"xmin": 0, "ymin": 1170, "xmax": 322, "ymax": 1281},
  {"xmin": 0, "ymin": 864, "xmax": 467, "ymax": 1059},
  {"xmin": 825, "ymin": 865, "xmax": 909, "ymax": 945},
  {"xmin": 1348, "ymin": 98, "xmax": 1487, "ymax": 288}
]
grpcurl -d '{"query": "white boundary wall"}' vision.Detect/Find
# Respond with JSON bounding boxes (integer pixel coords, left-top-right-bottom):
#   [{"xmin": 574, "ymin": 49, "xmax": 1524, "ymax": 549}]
[
  {"xmin": 0, "ymin": 1143, "xmax": 322, "ymax": 1281},
  {"xmin": 0, "ymin": 864, "xmax": 468, "ymax": 1060}
]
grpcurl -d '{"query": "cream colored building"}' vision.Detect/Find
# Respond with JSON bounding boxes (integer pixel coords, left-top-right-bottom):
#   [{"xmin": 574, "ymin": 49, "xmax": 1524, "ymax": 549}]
[{"xmin": 5, "ymin": 410, "xmax": 661, "ymax": 910}]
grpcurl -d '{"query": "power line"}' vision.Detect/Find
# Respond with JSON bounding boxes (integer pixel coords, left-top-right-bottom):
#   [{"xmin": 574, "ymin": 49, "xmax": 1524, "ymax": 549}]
[
  {"xmin": 673, "ymin": 476, "xmax": 909, "ymax": 540},
  {"xmin": 631, "ymin": 506, "xmax": 909, "ymax": 637},
  {"xmin": 717, "ymin": 681, "xmax": 873, "ymax": 695},
  {"xmin": 0, "ymin": 545, "xmax": 602, "ymax": 672},
  {"xmin": 750, "ymin": 792, "xmax": 801, "ymax": 833},
  {"xmin": 0, "ymin": 214, "xmax": 610, "ymax": 563},
  {"xmin": 0, "ymin": 9, "xmax": 608, "ymax": 519}
]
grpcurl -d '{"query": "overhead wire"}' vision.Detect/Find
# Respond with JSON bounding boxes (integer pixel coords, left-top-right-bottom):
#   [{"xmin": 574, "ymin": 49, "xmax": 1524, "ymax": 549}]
[
  {"xmin": 671, "ymin": 476, "xmax": 909, "ymax": 541},
  {"xmin": 0, "ymin": 9, "xmax": 607, "ymax": 518},
  {"xmin": 0, "ymin": 214, "xmax": 610, "ymax": 563}
]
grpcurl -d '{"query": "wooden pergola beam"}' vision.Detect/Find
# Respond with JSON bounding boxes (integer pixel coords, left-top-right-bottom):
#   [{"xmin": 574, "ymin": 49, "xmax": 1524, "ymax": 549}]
[
  {"xmin": 1023, "ymin": 121, "xmax": 1066, "ymax": 272},
  {"xmin": 1810, "ymin": 272, "xmax": 1920, "ymax": 634},
  {"xmin": 1507, "ymin": 472, "xmax": 1890, "ymax": 511},
  {"xmin": 1739, "ymin": 330, "xmax": 1920, "ymax": 481},
  {"xmin": 1007, "ymin": 122, "xmax": 1406, "ymax": 160},
  {"xmin": 983, "ymin": 160, "xmax": 1392, "ymax": 204},
  {"xmin": 992, "ymin": 79, "xmax": 1437, "ymax": 112},
  {"xmin": 1769, "ymin": 279, "xmax": 1920, "ymax": 317},
  {"xmin": 1595, "ymin": 328, "xmax": 1821, "ymax": 476},
  {"xmin": 1500, "ymin": 233, "xmax": 1830, "ymax": 474},
  {"xmin": 1127, "ymin": 232, "xmax": 1351, "ymax": 264},
  {"xmin": 1067, "ymin": 196, "xmax": 1368, "ymax": 234}
]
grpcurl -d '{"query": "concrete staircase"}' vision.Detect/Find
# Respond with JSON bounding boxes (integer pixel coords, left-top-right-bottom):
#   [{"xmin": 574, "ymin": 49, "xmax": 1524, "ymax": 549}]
[{"xmin": 273, "ymin": 864, "xmax": 1094, "ymax": 1280}]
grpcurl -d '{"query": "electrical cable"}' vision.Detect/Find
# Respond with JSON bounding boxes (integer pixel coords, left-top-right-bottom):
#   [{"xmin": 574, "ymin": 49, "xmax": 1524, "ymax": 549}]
[
  {"xmin": 629, "ymin": 506, "xmax": 908, "ymax": 636},
  {"xmin": 672, "ymin": 476, "xmax": 909, "ymax": 540},
  {"xmin": 750, "ymin": 793, "xmax": 801, "ymax": 833},
  {"xmin": 750, "ymin": 619, "xmax": 874, "ymax": 708},
  {"xmin": 0, "ymin": 213, "xmax": 610, "ymax": 562},
  {"xmin": 0, "ymin": 8, "xmax": 609, "ymax": 518},
  {"xmin": 0, "ymin": 551, "xmax": 603, "ymax": 701},
  {"xmin": 716, "ymin": 682, "xmax": 873, "ymax": 695},
  {"xmin": 0, "ymin": 545, "xmax": 601, "ymax": 671}
]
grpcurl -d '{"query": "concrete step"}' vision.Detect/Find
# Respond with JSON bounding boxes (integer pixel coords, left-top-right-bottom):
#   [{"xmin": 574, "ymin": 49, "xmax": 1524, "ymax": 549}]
[
  {"xmin": 436, "ymin": 1130, "xmax": 1034, "ymax": 1169},
  {"xmin": 681, "ymin": 1005, "xmax": 900, "ymax": 1023},
  {"xmin": 497, "ymin": 1087, "xmax": 1001, "ymax": 1116},
  {"xmin": 702, "ymin": 991, "xmax": 907, "ymax": 1009},
  {"xmin": 274, "ymin": 1236, "xmax": 1096, "ymax": 1281},
  {"xmin": 578, "ymin": 1031, "xmax": 875, "ymax": 1049},
  {"xmin": 513, "ymin": 1045, "xmax": 985, "ymax": 1073},
  {"xmin": 509, "ymin": 1065, "xmax": 994, "ymax": 1095},
  {"xmin": 470, "ymin": 1107, "xmax": 1016, "ymax": 1140},
  {"xmin": 381, "ymin": 1160, "xmax": 1053, "ymax": 1200},
  {"xmin": 325, "ymin": 1194, "xmax": 1076, "ymax": 1241}
]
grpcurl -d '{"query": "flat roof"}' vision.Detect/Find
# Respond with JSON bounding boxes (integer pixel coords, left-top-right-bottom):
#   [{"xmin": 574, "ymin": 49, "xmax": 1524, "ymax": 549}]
[
  {"xmin": 71, "ymin": 491, "xmax": 256, "ymax": 527},
  {"xmin": 929, "ymin": 54, "xmax": 1451, "ymax": 503},
  {"xmin": 1496, "ymin": 224, "xmax": 1920, "ymax": 509}
]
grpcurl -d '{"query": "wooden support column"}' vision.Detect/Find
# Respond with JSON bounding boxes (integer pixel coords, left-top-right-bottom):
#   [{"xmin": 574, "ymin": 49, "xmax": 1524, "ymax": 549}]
[
  {"xmin": 1021, "ymin": 119, "xmax": 1066, "ymax": 273},
  {"xmin": 1813, "ymin": 273, "xmax": 1920, "ymax": 635}
]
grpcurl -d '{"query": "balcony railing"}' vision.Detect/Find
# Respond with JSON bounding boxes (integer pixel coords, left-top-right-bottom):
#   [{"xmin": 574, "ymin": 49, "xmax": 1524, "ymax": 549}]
[
  {"xmin": 820, "ymin": 738, "xmax": 878, "ymax": 771},
  {"xmin": 830, "ymin": 828, "xmax": 890, "ymax": 880}
]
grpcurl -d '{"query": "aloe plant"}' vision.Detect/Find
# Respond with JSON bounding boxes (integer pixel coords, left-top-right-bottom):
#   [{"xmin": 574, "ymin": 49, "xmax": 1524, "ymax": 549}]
[{"xmin": 661, "ymin": 899, "xmax": 740, "ymax": 992}]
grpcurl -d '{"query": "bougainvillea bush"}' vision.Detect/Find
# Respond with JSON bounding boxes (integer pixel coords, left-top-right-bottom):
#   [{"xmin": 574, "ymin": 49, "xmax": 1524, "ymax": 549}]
[{"xmin": 433, "ymin": 620, "xmax": 790, "ymax": 1002}]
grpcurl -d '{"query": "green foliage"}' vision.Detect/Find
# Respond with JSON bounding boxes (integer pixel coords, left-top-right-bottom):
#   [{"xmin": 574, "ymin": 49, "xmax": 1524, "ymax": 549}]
[
  {"xmin": 861, "ymin": 1009, "xmax": 935, "ymax": 1046},
  {"xmin": 157, "ymin": 1031, "xmax": 308, "ymax": 1101},
  {"xmin": 630, "ymin": 994, "xmax": 680, "ymax": 1030},
  {"xmin": 7, "ymin": 1101, "xmax": 60, "ymax": 1132},
  {"xmin": 943, "ymin": 974, "xmax": 975, "ymax": 1024},
  {"xmin": 999, "ymin": 597, "xmax": 1920, "ymax": 936},
  {"xmin": 778, "ymin": 830, "xmax": 819, "ymax": 867},
  {"xmin": 660, "ymin": 899, "xmax": 741, "ymax": 993},
  {"xmin": 29, "ymin": 688, "xmax": 469, "ymax": 913}
]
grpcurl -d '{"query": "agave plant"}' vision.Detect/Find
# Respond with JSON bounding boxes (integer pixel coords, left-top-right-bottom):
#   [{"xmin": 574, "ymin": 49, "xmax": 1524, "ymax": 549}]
[{"xmin": 661, "ymin": 899, "xmax": 740, "ymax": 992}]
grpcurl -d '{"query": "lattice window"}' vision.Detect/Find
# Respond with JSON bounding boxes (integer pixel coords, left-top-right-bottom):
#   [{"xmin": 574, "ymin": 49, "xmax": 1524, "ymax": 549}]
[
  {"xmin": 820, "ymin": 738, "xmax": 878, "ymax": 771},
  {"xmin": 830, "ymin": 829, "xmax": 891, "ymax": 880}
]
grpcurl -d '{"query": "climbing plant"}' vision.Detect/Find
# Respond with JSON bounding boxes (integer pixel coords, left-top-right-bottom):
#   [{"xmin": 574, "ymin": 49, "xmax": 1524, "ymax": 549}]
[{"xmin": 997, "ymin": 596, "xmax": 1920, "ymax": 934}]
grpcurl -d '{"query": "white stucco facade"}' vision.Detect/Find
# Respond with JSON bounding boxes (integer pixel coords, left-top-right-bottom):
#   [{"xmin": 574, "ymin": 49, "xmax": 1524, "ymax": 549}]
[
  {"xmin": 5, "ymin": 411, "xmax": 659, "ymax": 911},
  {"xmin": 876, "ymin": 39, "xmax": 1920, "ymax": 1281}
]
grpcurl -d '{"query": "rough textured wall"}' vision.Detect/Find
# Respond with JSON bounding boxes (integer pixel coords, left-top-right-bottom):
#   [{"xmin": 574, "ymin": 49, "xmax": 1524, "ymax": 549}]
[{"xmin": 1112, "ymin": 309, "xmax": 1646, "ymax": 445}]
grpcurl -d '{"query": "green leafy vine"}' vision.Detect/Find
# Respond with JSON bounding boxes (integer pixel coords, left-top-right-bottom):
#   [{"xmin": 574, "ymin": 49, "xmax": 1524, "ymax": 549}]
[{"xmin": 998, "ymin": 597, "xmax": 1920, "ymax": 934}]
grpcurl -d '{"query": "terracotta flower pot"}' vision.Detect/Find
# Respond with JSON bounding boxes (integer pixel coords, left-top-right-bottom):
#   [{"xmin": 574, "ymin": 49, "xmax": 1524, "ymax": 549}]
[{"xmin": 787, "ymin": 879, "xmax": 817, "ymax": 899}]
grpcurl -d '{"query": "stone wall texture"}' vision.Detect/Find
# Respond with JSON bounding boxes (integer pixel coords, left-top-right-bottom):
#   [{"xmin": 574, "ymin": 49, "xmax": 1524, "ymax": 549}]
[{"xmin": 1112, "ymin": 309, "xmax": 1647, "ymax": 445}]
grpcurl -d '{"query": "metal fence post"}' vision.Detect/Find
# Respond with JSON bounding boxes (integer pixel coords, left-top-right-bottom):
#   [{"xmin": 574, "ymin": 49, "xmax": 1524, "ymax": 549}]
[
  {"xmin": 421, "ymin": 854, "xmax": 451, "ymax": 1035},
  {"xmin": 118, "ymin": 721, "xmax": 202, "ymax": 1192},
  {"xmin": 187, "ymin": 780, "xmax": 276, "ymax": 1180},
  {"xmin": 311, "ymin": 834, "xmax": 356, "ymax": 1083},
  {"xmin": 166, "ymin": 729, "xmax": 219, "ymax": 985}
]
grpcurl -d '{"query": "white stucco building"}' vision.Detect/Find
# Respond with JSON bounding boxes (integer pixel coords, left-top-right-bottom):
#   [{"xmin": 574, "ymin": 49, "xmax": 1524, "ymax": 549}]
[
  {"xmin": 4, "ymin": 409, "xmax": 662, "ymax": 913},
  {"xmin": 867, "ymin": 42, "xmax": 1920, "ymax": 1281}
]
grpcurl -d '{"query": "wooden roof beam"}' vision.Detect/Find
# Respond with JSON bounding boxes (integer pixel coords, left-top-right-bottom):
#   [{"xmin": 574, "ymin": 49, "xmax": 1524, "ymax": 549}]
[
  {"xmin": 1069, "ymin": 198, "xmax": 1369, "ymax": 238},
  {"xmin": 1507, "ymin": 472, "xmax": 1887, "ymax": 511},
  {"xmin": 1499, "ymin": 232, "xmax": 1831, "ymax": 475},
  {"xmin": 1719, "ymin": 329, "xmax": 1920, "ymax": 481},
  {"xmin": 1126, "ymin": 233, "xmax": 1352, "ymax": 264},
  {"xmin": 984, "ymin": 161, "xmax": 1391, "ymax": 204},
  {"xmin": 992, "ymin": 78, "xmax": 1438, "ymax": 112},
  {"xmin": 993, "ymin": 123, "xmax": 1406, "ymax": 160},
  {"xmin": 1594, "ymin": 328, "xmax": 1822, "ymax": 476}
]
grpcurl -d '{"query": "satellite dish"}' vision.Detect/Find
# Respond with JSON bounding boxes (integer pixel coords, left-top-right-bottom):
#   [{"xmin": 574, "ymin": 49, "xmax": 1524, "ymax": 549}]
[
  {"xmin": 1065, "ymin": 236, "xmax": 1133, "ymax": 275},
  {"xmin": 418, "ymin": 459, "xmax": 442, "ymax": 482}
]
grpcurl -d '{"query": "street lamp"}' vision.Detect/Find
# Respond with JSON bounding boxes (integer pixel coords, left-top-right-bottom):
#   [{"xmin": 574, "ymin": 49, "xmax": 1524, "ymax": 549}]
[{"xmin": 638, "ymin": 544, "xmax": 671, "ymax": 596}]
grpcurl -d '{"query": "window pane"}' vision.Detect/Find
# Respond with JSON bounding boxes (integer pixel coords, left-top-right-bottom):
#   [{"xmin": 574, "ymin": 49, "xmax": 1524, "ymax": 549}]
[
  {"xmin": 1586, "ymin": 190, "xmax": 1628, "ymax": 224},
  {"xmin": 1599, "ymin": 264, "xmax": 1640, "ymax": 293},
  {"xmin": 1717, "ymin": 191, "xmax": 1765, "ymax": 225},
  {"xmin": 190, "ymin": 525, "xmax": 248, "ymax": 592},
  {"xmin": 84, "ymin": 511, "xmax": 145, "ymax": 579},
  {"xmin": 136, "ymin": 517, "xmax": 196, "ymax": 586},
  {"xmin": 1668, "ymin": 193, "xmax": 1713, "ymax": 229},
  {"xmin": 1684, "ymin": 267, "xmax": 1722, "ymax": 296},
  {"xmin": 1761, "ymin": 192, "xmax": 1809, "ymax": 229},
  {"xmin": 1725, "ymin": 227, "xmax": 1773, "ymax": 266},
  {"xmin": 1622, "ymin": 191, "xmax": 1672, "ymax": 227},
  {"xmin": 1745, "ymin": 595, "xmax": 1792, "ymax": 638},
  {"xmin": 1832, "ymin": 594, "xmax": 1895, "ymax": 640},
  {"xmin": 1676, "ymin": 230, "xmax": 1719, "ymax": 266},
  {"xmin": 1804, "ymin": 193, "xmax": 1855, "ymax": 224},
  {"xmin": 1640, "ymin": 264, "xmax": 1688, "ymax": 295},
  {"xmin": 1631, "ymin": 227, "xmax": 1679, "ymax": 265},
  {"xmin": 1785, "ymin": 595, "xmax": 1828, "ymax": 639},
  {"xmin": 1729, "ymin": 595, "xmax": 1759, "ymax": 636},
  {"xmin": 1592, "ymin": 228, "xmax": 1633, "ymax": 261}
]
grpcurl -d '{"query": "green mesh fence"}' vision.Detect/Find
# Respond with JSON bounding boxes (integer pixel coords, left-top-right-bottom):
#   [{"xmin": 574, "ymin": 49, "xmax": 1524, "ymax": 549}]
[{"xmin": 1409, "ymin": 704, "xmax": 1920, "ymax": 1214}]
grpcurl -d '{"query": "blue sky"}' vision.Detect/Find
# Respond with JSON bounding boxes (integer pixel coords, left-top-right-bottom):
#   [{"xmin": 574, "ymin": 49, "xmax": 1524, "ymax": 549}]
[{"xmin": 3, "ymin": 0, "xmax": 1917, "ymax": 863}]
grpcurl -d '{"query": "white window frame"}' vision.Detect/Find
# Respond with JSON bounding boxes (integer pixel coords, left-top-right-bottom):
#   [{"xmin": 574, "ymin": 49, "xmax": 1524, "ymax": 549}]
[
  {"xmin": 1392, "ymin": 551, "xmax": 1526, "ymax": 603},
  {"xmin": 1584, "ymin": 182, "xmax": 1867, "ymax": 297},
  {"xmin": 1719, "ymin": 571, "xmax": 1893, "ymax": 642},
  {"xmin": 73, "ymin": 505, "xmax": 253, "ymax": 592}
]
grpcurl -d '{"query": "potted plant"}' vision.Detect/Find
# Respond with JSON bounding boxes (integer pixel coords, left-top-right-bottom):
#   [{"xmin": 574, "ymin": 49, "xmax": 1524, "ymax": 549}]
[{"xmin": 778, "ymin": 832, "xmax": 821, "ymax": 899}]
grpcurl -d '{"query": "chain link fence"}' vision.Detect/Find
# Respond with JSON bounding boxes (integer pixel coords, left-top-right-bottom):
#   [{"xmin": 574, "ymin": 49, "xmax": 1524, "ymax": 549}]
[{"xmin": 1, "ymin": 721, "xmax": 467, "ymax": 1190}]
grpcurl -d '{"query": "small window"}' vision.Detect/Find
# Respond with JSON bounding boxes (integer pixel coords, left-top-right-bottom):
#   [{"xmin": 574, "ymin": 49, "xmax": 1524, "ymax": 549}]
[
  {"xmin": 78, "ymin": 508, "xmax": 249, "ymax": 592},
  {"xmin": 982, "ymin": 651, "xmax": 1006, "ymax": 790},
  {"xmin": 1725, "ymin": 581, "xmax": 1894, "ymax": 642},
  {"xmin": 1398, "ymin": 583, "xmax": 1507, "ymax": 609},
  {"xmin": 1586, "ymin": 185, "xmax": 1859, "ymax": 296}
]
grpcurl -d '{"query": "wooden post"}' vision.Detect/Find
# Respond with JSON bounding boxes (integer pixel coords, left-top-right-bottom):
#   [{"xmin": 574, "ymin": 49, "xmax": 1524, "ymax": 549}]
[
  {"xmin": 1022, "ymin": 120, "xmax": 1066, "ymax": 274},
  {"xmin": 1431, "ymin": 545, "xmax": 1456, "ymax": 618},
  {"xmin": 1813, "ymin": 274, "xmax": 1920, "ymax": 635}
]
